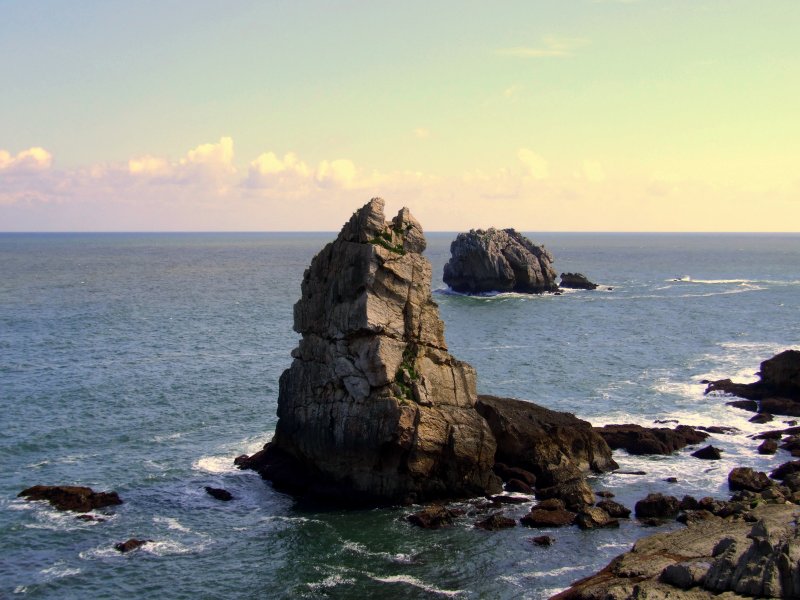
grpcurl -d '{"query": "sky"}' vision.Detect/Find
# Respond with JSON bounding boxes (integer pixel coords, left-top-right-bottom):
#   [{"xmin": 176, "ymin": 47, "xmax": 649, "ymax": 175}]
[{"xmin": 1, "ymin": 0, "xmax": 799, "ymax": 232}]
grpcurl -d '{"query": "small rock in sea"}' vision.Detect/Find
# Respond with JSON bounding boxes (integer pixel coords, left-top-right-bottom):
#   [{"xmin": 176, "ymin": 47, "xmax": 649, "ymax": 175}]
[
  {"xmin": 607, "ymin": 287, "xmax": 613, "ymax": 291},
  {"xmin": 596, "ymin": 491, "xmax": 615, "ymax": 498},
  {"xmin": 616, "ymin": 470, "xmax": 647, "ymax": 476},
  {"xmin": 205, "ymin": 486, "xmax": 233, "ymax": 501},
  {"xmin": 18, "ymin": 485, "xmax": 123, "ymax": 513},
  {"xmin": 654, "ymin": 419, "xmax": 679, "ymax": 424},
  {"xmin": 758, "ymin": 439, "xmax": 778, "ymax": 455},
  {"xmin": 505, "ymin": 478, "xmax": 533, "ymax": 494},
  {"xmin": 531, "ymin": 535, "xmax": 554, "ymax": 547},
  {"xmin": 596, "ymin": 500, "xmax": 631, "ymax": 519},
  {"xmin": 771, "ymin": 460, "xmax": 800, "ymax": 481},
  {"xmin": 559, "ymin": 272, "xmax": 598, "ymax": 290},
  {"xmin": 75, "ymin": 514, "xmax": 105, "ymax": 522},
  {"xmin": 407, "ymin": 505, "xmax": 460, "ymax": 529},
  {"xmin": 576, "ymin": 507, "xmax": 619, "ymax": 530},
  {"xmin": 726, "ymin": 400, "xmax": 759, "ymax": 412},
  {"xmin": 474, "ymin": 513, "xmax": 516, "ymax": 531},
  {"xmin": 634, "ymin": 493, "xmax": 679, "ymax": 519},
  {"xmin": 697, "ymin": 425, "xmax": 739, "ymax": 435},
  {"xmin": 749, "ymin": 413, "xmax": 774, "ymax": 424},
  {"xmin": 728, "ymin": 467, "xmax": 771, "ymax": 492},
  {"xmin": 786, "ymin": 420, "xmax": 798, "ymax": 426},
  {"xmin": 691, "ymin": 445, "xmax": 722, "ymax": 460},
  {"xmin": 114, "ymin": 539, "xmax": 151, "ymax": 553},
  {"xmin": 536, "ymin": 498, "xmax": 566, "ymax": 511},
  {"xmin": 665, "ymin": 477, "xmax": 678, "ymax": 483},
  {"xmin": 520, "ymin": 508, "xmax": 576, "ymax": 528},
  {"xmin": 489, "ymin": 494, "xmax": 530, "ymax": 505}
]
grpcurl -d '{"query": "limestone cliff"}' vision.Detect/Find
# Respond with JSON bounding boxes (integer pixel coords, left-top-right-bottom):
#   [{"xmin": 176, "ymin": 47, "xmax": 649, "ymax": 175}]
[{"xmin": 242, "ymin": 198, "xmax": 501, "ymax": 504}]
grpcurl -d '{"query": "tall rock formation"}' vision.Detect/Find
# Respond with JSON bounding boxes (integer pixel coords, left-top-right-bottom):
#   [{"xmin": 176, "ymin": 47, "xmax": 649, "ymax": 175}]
[
  {"xmin": 242, "ymin": 198, "xmax": 501, "ymax": 504},
  {"xmin": 443, "ymin": 228, "xmax": 558, "ymax": 294}
]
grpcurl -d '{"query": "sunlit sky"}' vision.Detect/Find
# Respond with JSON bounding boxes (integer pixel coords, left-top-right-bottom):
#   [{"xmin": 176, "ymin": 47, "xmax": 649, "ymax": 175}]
[{"xmin": 2, "ymin": 1, "xmax": 798, "ymax": 231}]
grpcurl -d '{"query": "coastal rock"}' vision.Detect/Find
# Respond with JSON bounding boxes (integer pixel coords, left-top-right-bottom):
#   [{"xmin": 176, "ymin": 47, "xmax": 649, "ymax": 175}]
[
  {"xmin": 474, "ymin": 513, "xmax": 516, "ymax": 531},
  {"xmin": 705, "ymin": 350, "xmax": 800, "ymax": 416},
  {"xmin": 442, "ymin": 228, "xmax": 558, "ymax": 294},
  {"xmin": 691, "ymin": 445, "xmax": 722, "ymax": 460},
  {"xmin": 114, "ymin": 538, "xmax": 151, "ymax": 553},
  {"xmin": 553, "ymin": 503, "xmax": 800, "ymax": 600},
  {"xmin": 595, "ymin": 423, "xmax": 709, "ymax": 455},
  {"xmin": 407, "ymin": 505, "xmax": 460, "ymax": 529},
  {"xmin": 559, "ymin": 272, "xmax": 598, "ymax": 290},
  {"xmin": 492, "ymin": 463, "xmax": 536, "ymax": 486},
  {"xmin": 596, "ymin": 500, "xmax": 631, "ymax": 519},
  {"xmin": 728, "ymin": 467, "xmax": 771, "ymax": 492},
  {"xmin": 476, "ymin": 395, "xmax": 617, "ymax": 509},
  {"xmin": 532, "ymin": 535, "xmax": 554, "ymax": 546},
  {"xmin": 634, "ymin": 493, "xmax": 680, "ymax": 519},
  {"xmin": 770, "ymin": 460, "xmax": 800, "ymax": 481},
  {"xmin": 520, "ymin": 508, "xmax": 576, "ymax": 528},
  {"xmin": 240, "ymin": 199, "xmax": 500, "ymax": 505},
  {"xmin": 576, "ymin": 507, "xmax": 618, "ymax": 530},
  {"xmin": 759, "ymin": 439, "xmax": 779, "ymax": 455},
  {"xmin": 18, "ymin": 485, "xmax": 122, "ymax": 513},
  {"xmin": 205, "ymin": 486, "xmax": 233, "ymax": 501}
]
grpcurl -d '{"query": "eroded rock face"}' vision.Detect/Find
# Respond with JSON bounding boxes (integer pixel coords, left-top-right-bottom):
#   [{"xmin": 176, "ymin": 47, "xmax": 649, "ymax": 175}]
[
  {"xmin": 18, "ymin": 485, "xmax": 122, "ymax": 512},
  {"xmin": 476, "ymin": 395, "xmax": 617, "ymax": 510},
  {"xmin": 244, "ymin": 199, "xmax": 501, "ymax": 505},
  {"xmin": 559, "ymin": 272, "xmax": 598, "ymax": 290},
  {"xmin": 443, "ymin": 228, "xmax": 558, "ymax": 294},
  {"xmin": 595, "ymin": 423, "xmax": 709, "ymax": 455}
]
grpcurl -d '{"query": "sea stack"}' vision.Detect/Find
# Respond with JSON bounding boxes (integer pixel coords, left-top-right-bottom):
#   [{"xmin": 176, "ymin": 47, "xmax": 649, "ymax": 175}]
[
  {"xmin": 442, "ymin": 228, "xmax": 558, "ymax": 294},
  {"xmin": 241, "ymin": 198, "xmax": 500, "ymax": 504}
]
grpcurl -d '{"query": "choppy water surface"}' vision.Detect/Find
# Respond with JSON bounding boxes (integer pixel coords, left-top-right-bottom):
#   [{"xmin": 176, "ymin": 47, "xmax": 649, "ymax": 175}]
[{"xmin": 1, "ymin": 232, "xmax": 799, "ymax": 599}]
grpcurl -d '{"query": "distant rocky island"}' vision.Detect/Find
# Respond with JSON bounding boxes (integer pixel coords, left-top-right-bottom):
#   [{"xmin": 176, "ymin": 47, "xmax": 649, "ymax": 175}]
[
  {"xmin": 236, "ymin": 199, "xmax": 616, "ymax": 508},
  {"xmin": 442, "ymin": 227, "xmax": 598, "ymax": 294}
]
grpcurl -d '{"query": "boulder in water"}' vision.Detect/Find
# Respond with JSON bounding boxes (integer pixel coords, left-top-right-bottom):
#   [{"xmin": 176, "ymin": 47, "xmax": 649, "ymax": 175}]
[
  {"xmin": 442, "ymin": 228, "xmax": 558, "ymax": 294},
  {"xmin": 559, "ymin": 272, "xmax": 598, "ymax": 290}
]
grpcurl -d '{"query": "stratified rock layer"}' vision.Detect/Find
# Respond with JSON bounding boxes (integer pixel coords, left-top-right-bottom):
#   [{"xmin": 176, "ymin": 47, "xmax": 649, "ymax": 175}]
[
  {"xmin": 553, "ymin": 504, "xmax": 800, "ymax": 599},
  {"xmin": 443, "ymin": 228, "xmax": 558, "ymax": 294},
  {"xmin": 247, "ymin": 198, "xmax": 500, "ymax": 504}
]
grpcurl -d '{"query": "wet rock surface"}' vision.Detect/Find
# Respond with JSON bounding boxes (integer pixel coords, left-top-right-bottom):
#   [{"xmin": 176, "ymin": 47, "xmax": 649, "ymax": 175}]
[
  {"xmin": 442, "ymin": 228, "xmax": 558, "ymax": 294},
  {"xmin": 595, "ymin": 423, "xmax": 709, "ymax": 455},
  {"xmin": 559, "ymin": 272, "xmax": 598, "ymax": 290},
  {"xmin": 18, "ymin": 485, "xmax": 123, "ymax": 512}
]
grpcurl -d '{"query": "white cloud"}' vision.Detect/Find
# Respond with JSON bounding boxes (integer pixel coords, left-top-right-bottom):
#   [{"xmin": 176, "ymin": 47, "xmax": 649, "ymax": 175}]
[
  {"xmin": 182, "ymin": 136, "xmax": 234, "ymax": 169},
  {"xmin": 0, "ymin": 146, "xmax": 53, "ymax": 171},
  {"xmin": 128, "ymin": 155, "xmax": 170, "ymax": 176},
  {"xmin": 497, "ymin": 36, "xmax": 589, "ymax": 58},
  {"xmin": 316, "ymin": 159, "xmax": 358, "ymax": 189},
  {"xmin": 517, "ymin": 148, "xmax": 549, "ymax": 180}
]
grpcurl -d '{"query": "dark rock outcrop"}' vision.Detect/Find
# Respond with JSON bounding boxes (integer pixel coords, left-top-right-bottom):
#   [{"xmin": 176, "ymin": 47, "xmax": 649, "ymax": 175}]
[
  {"xmin": 442, "ymin": 228, "xmax": 558, "ymax": 294},
  {"xmin": 18, "ymin": 485, "xmax": 122, "ymax": 512},
  {"xmin": 114, "ymin": 539, "xmax": 151, "ymax": 553},
  {"xmin": 238, "ymin": 199, "xmax": 500, "ymax": 505},
  {"xmin": 520, "ymin": 508, "xmax": 576, "ymax": 528},
  {"xmin": 474, "ymin": 513, "xmax": 516, "ymax": 530},
  {"xmin": 476, "ymin": 395, "xmax": 617, "ymax": 509},
  {"xmin": 634, "ymin": 493, "xmax": 680, "ymax": 519},
  {"xmin": 576, "ymin": 507, "xmax": 618, "ymax": 530},
  {"xmin": 407, "ymin": 505, "xmax": 461, "ymax": 529},
  {"xmin": 596, "ymin": 500, "xmax": 631, "ymax": 519},
  {"xmin": 691, "ymin": 445, "xmax": 722, "ymax": 460},
  {"xmin": 728, "ymin": 467, "xmax": 771, "ymax": 492},
  {"xmin": 705, "ymin": 350, "xmax": 800, "ymax": 416},
  {"xmin": 559, "ymin": 272, "xmax": 598, "ymax": 290},
  {"xmin": 595, "ymin": 423, "xmax": 709, "ymax": 455},
  {"xmin": 532, "ymin": 535, "xmax": 554, "ymax": 546},
  {"xmin": 205, "ymin": 486, "xmax": 233, "ymax": 501},
  {"xmin": 759, "ymin": 439, "xmax": 779, "ymax": 455}
]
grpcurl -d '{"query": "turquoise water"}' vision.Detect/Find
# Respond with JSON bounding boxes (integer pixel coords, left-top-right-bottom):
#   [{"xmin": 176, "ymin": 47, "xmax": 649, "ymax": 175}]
[{"xmin": 1, "ymin": 232, "xmax": 799, "ymax": 599}]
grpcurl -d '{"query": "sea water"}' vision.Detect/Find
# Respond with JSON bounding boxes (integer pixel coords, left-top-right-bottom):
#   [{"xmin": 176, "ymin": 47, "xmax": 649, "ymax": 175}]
[{"xmin": 1, "ymin": 232, "xmax": 799, "ymax": 599}]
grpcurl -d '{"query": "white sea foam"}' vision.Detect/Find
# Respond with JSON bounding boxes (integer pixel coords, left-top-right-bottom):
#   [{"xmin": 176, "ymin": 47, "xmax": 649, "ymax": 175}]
[
  {"xmin": 341, "ymin": 540, "xmax": 416, "ymax": 564},
  {"xmin": 154, "ymin": 516, "xmax": 192, "ymax": 533},
  {"xmin": 368, "ymin": 574, "xmax": 464, "ymax": 597},
  {"xmin": 40, "ymin": 564, "xmax": 82, "ymax": 579},
  {"xmin": 306, "ymin": 573, "xmax": 357, "ymax": 591},
  {"xmin": 193, "ymin": 455, "xmax": 238, "ymax": 474},
  {"xmin": 526, "ymin": 565, "xmax": 587, "ymax": 578},
  {"xmin": 192, "ymin": 434, "xmax": 273, "ymax": 473}
]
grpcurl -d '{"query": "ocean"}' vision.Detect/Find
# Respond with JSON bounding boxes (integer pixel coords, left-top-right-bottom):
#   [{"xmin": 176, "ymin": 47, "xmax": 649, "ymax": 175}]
[{"xmin": 1, "ymin": 231, "xmax": 799, "ymax": 599}]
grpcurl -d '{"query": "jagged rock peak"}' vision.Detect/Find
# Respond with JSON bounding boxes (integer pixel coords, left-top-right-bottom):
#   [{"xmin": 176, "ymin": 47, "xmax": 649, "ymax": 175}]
[
  {"xmin": 443, "ymin": 228, "xmax": 558, "ymax": 294},
  {"xmin": 248, "ymin": 198, "xmax": 500, "ymax": 505}
]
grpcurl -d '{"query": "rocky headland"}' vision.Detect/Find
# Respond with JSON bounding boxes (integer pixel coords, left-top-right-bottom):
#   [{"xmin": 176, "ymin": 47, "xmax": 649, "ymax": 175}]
[
  {"xmin": 705, "ymin": 350, "xmax": 800, "ymax": 416},
  {"xmin": 442, "ymin": 228, "xmax": 559, "ymax": 294},
  {"xmin": 237, "ymin": 199, "xmax": 615, "ymax": 507}
]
